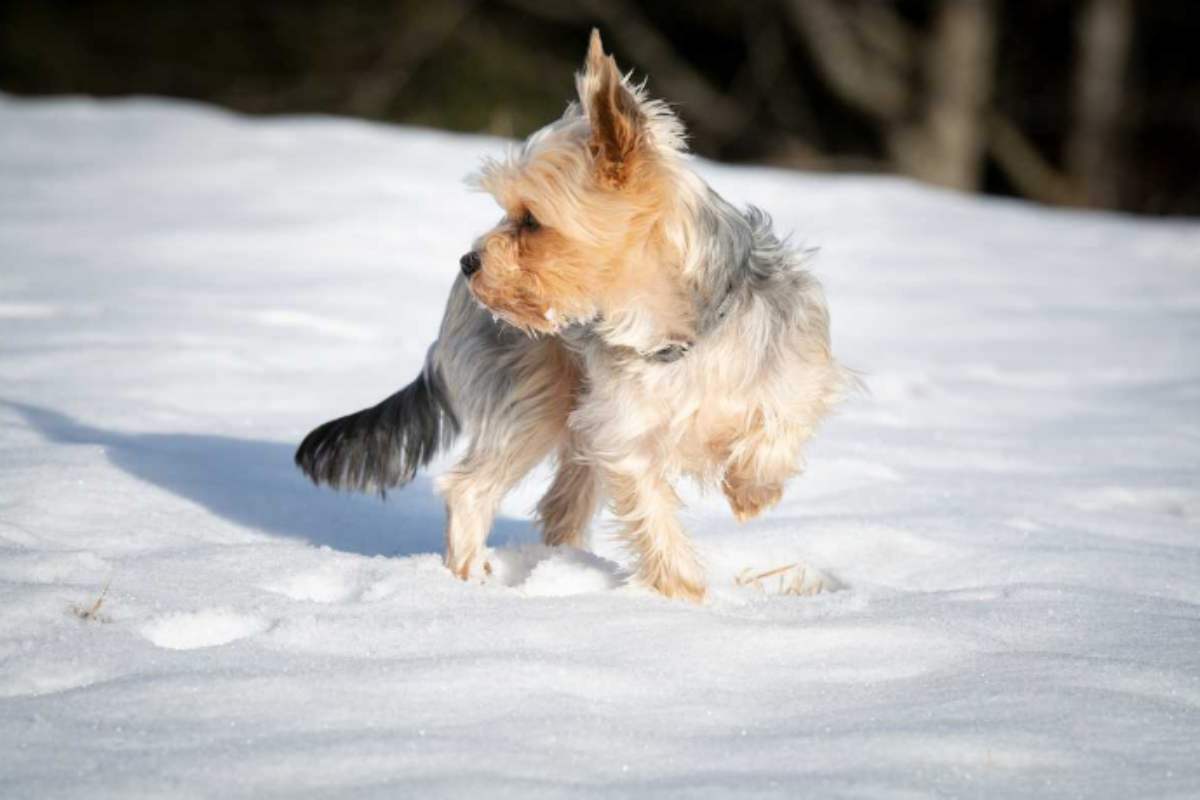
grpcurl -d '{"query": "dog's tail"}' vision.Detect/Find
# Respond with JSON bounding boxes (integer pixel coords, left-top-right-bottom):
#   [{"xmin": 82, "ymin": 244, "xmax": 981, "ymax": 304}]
[{"xmin": 294, "ymin": 354, "xmax": 460, "ymax": 496}]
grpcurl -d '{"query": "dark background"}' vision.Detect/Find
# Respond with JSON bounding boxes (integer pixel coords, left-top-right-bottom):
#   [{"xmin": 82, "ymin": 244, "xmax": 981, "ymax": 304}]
[{"xmin": 2, "ymin": 0, "xmax": 1197, "ymax": 216}]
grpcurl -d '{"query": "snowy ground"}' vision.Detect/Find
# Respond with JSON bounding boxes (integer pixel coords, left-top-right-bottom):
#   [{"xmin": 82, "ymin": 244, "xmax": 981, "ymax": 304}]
[{"xmin": 1, "ymin": 95, "xmax": 1198, "ymax": 798}]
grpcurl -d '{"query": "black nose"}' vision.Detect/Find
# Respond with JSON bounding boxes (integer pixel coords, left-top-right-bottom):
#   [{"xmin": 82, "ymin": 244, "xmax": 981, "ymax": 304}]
[{"xmin": 460, "ymin": 251, "xmax": 482, "ymax": 277}]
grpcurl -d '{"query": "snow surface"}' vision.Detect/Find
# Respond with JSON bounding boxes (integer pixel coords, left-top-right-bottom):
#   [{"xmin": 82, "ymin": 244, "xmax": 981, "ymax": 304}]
[{"xmin": 1, "ymin": 95, "xmax": 1198, "ymax": 798}]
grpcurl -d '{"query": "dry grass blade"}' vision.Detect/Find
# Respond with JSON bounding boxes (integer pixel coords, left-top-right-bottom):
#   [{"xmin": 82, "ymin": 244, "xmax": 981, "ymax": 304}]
[
  {"xmin": 72, "ymin": 577, "xmax": 113, "ymax": 622},
  {"xmin": 735, "ymin": 562, "xmax": 842, "ymax": 597}
]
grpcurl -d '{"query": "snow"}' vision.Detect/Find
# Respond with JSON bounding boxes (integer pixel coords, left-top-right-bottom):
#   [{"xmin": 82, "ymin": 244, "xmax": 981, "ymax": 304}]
[{"xmin": 1, "ymin": 94, "xmax": 1198, "ymax": 798}]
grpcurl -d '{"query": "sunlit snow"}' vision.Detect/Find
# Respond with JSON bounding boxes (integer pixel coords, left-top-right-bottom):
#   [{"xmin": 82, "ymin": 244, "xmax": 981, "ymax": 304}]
[{"xmin": 1, "ymin": 95, "xmax": 1198, "ymax": 798}]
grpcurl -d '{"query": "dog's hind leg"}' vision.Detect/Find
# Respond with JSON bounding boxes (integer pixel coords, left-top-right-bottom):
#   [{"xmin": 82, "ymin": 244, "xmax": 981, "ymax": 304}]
[
  {"xmin": 440, "ymin": 431, "xmax": 557, "ymax": 580},
  {"xmin": 536, "ymin": 432, "xmax": 601, "ymax": 549},
  {"xmin": 437, "ymin": 342, "xmax": 575, "ymax": 580}
]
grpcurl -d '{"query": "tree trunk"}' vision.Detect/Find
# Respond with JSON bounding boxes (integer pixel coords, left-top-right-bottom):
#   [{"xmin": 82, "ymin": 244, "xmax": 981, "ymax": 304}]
[
  {"xmin": 1067, "ymin": 0, "xmax": 1133, "ymax": 208},
  {"xmin": 892, "ymin": 0, "xmax": 996, "ymax": 192}
]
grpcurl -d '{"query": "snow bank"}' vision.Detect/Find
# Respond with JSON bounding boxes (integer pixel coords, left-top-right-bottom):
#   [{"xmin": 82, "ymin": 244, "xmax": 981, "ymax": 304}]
[{"xmin": 1, "ymin": 95, "xmax": 1198, "ymax": 798}]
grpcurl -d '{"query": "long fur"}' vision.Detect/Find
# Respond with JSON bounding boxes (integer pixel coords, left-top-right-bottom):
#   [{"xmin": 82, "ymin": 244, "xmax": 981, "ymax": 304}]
[
  {"xmin": 295, "ymin": 30, "xmax": 852, "ymax": 601},
  {"xmin": 294, "ymin": 358, "xmax": 459, "ymax": 496}
]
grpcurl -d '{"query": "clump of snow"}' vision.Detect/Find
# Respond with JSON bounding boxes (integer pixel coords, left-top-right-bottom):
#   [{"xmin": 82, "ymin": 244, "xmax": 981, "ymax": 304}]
[
  {"xmin": 1, "ymin": 95, "xmax": 1198, "ymax": 797},
  {"xmin": 140, "ymin": 609, "xmax": 272, "ymax": 650},
  {"xmin": 483, "ymin": 544, "xmax": 624, "ymax": 596}
]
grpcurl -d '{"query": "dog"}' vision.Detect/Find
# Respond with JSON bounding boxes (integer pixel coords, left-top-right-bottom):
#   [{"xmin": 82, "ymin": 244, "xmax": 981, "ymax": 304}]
[{"xmin": 296, "ymin": 30, "xmax": 851, "ymax": 602}]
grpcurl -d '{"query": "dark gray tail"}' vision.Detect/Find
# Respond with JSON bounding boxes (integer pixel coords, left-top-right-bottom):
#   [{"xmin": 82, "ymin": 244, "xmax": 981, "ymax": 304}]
[{"xmin": 294, "ymin": 364, "xmax": 459, "ymax": 496}]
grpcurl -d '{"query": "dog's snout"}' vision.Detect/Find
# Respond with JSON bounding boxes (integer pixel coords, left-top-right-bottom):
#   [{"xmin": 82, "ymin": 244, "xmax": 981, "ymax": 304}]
[{"xmin": 459, "ymin": 251, "xmax": 482, "ymax": 277}]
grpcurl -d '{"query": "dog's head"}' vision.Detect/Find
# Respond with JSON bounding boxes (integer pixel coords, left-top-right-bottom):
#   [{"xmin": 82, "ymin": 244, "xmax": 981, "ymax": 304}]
[{"xmin": 461, "ymin": 30, "xmax": 704, "ymax": 342}]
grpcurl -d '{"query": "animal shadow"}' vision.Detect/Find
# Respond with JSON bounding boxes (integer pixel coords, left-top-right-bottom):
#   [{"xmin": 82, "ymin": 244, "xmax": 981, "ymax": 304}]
[{"xmin": 4, "ymin": 400, "xmax": 536, "ymax": 557}]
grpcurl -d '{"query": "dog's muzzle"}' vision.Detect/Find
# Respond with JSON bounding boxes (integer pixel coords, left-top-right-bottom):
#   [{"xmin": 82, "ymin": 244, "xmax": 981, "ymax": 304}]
[{"xmin": 460, "ymin": 251, "xmax": 482, "ymax": 278}]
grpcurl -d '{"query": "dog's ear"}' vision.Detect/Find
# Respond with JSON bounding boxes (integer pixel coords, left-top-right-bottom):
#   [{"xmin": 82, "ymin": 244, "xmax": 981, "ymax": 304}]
[{"xmin": 577, "ymin": 29, "xmax": 644, "ymax": 188}]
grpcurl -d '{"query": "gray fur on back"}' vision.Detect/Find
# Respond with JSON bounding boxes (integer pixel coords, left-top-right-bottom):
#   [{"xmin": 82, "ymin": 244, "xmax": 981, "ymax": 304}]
[{"xmin": 295, "ymin": 181, "xmax": 830, "ymax": 495}]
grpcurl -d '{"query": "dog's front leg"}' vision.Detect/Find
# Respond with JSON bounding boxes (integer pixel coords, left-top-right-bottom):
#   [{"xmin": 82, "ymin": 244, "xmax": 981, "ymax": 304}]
[
  {"xmin": 603, "ymin": 460, "xmax": 707, "ymax": 602},
  {"xmin": 720, "ymin": 419, "xmax": 806, "ymax": 523}
]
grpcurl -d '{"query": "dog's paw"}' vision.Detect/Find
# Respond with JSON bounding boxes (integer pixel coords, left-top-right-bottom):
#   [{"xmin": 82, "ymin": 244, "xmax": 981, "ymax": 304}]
[
  {"xmin": 637, "ymin": 555, "xmax": 708, "ymax": 604},
  {"xmin": 724, "ymin": 481, "xmax": 784, "ymax": 522},
  {"xmin": 444, "ymin": 549, "xmax": 480, "ymax": 582},
  {"xmin": 650, "ymin": 571, "xmax": 707, "ymax": 603}
]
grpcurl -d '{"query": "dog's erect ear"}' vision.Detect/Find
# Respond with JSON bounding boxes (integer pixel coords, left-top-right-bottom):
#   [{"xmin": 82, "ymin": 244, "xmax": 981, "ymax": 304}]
[{"xmin": 577, "ymin": 29, "xmax": 644, "ymax": 187}]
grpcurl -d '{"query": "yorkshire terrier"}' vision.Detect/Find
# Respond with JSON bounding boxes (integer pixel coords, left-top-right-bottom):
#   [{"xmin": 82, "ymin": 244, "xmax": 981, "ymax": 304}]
[{"xmin": 296, "ymin": 31, "xmax": 851, "ymax": 602}]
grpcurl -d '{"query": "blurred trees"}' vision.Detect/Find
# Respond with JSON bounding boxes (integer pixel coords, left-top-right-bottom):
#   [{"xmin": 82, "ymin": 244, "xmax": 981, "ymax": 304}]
[{"xmin": 1, "ymin": 0, "xmax": 1196, "ymax": 215}]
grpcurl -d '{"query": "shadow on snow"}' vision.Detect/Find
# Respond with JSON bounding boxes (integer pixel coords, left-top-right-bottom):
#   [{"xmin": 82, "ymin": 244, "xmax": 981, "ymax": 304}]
[{"xmin": 4, "ymin": 400, "xmax": 537, "ymax": 557}]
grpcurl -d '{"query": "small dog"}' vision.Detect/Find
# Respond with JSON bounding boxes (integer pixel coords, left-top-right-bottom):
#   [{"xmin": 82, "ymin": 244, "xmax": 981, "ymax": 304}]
[{"xmin": 297, "ymin": 31, "xmax": 850, "ymax": 601}]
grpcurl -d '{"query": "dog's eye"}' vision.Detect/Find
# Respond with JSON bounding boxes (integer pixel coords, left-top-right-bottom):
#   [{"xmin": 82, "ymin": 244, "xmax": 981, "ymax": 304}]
[{"xmin": 519, "ymin": 210, "xmax": 540, "ymax": 232}]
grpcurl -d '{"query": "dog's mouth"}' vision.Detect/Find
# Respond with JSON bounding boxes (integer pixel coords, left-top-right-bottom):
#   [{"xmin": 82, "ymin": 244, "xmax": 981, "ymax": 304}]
[{"xmin": 466, "ymin": 277, "xmax": 560, "ymax": 336}]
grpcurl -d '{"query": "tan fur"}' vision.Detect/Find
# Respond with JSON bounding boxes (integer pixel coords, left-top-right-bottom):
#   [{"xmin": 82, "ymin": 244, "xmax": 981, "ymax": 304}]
[
  {"xmin": 440, "ymin": 31, "xmax": 850, "ymax": 601},
  {"xmin": 582, "ymin": 29, "xmax": 643, "ymax": 188}
]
